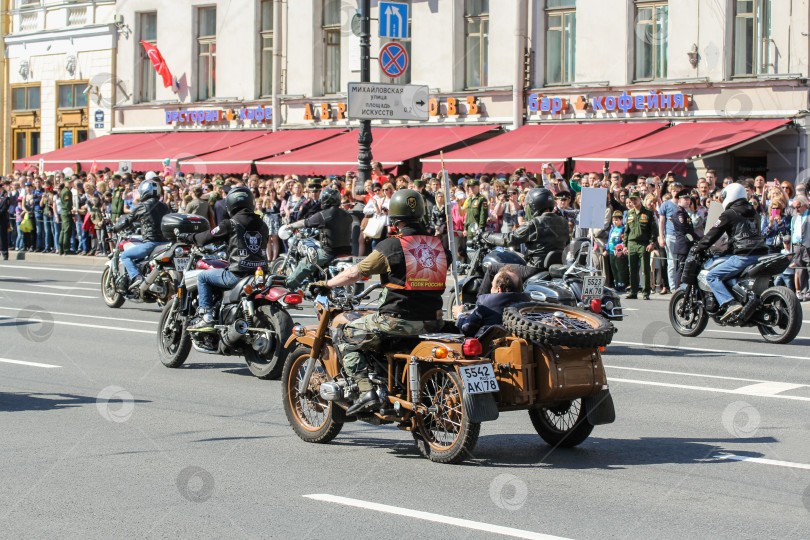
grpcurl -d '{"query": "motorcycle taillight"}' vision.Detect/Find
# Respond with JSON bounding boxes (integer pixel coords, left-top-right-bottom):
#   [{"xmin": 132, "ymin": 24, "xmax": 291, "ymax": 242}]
[
  {"xmin": 284, "ymin": 293, "xmax": 303, "ymax": 305},
  {"xmin": 462, "ymin": 338, "xmax": 482, "ymax": 357},
  {"xmin": 590, "ymin": 298, "xmax": 602, "ymax": 314}
]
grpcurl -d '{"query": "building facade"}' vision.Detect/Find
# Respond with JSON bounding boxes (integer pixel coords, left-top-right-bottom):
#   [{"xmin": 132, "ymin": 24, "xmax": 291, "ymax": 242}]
[{"xmin": 17, "ymin": 0, "xmax": 810, "ymax": 181}]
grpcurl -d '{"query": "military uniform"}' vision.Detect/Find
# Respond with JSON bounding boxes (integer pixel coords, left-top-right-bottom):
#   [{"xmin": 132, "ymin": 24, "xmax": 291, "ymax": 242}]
[
  {"xmin": 58, "ymin": 187, "xmax": 74, "ymax": 254},
  {"xmin": 623, "ymin": 194, "xmax": 657, "ymax": 298},
  {"xmin": 464, "ymin": 179, "xmax": 489, "ymax": 234},
  {"xmin": 110, "ymin": 185, "xmax": 125, "ymax": 222}
]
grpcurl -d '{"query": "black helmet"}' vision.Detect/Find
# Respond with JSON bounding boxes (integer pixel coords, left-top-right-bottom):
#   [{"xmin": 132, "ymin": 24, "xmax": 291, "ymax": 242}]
[
  {"xmin": 319, "ymin": 188, "xmax": 340, "ymax": 208},
  {"xmin": 225, "ymin": 186, "xmax": 254, "ymax": 217},
  {"xmin": 388, "ymin": 189, "xmax": 425, "ymax": 224},
  {"xmin": 525, "ymin": 188, "xmax": 555, "ymax": 215},
  {"xmin": 138, "ymin": 180, "xmax": 161, "ymax": 202}
]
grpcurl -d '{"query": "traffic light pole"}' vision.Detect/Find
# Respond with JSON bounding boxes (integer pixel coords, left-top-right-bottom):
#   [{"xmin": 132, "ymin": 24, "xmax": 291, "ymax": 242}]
[{"xmin": 357, "ymin": 0, "xmax": 373, "ymax": 185}]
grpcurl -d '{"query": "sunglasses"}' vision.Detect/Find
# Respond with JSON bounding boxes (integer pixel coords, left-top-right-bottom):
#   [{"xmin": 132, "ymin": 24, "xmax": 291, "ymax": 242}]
[{"xmin": 373, "ymin": 189, "xmax": 381, "ymax": 193}]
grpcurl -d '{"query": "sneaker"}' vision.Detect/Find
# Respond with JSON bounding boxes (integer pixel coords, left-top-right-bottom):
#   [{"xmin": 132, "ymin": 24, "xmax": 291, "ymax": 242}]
[
  {"xmin": 187, "ymin": 318, "xmax": 216, "ymax": 333},
  {"xmin": 720, "ymin": 301, "xmax": 743, "ymax": 322}
]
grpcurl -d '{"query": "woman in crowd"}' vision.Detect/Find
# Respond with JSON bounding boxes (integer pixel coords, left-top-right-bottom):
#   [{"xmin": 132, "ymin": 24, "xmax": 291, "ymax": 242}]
[
  {"xmin": 431, "ymin": 189, "xmax": 450, "ymax": 255},
  {"xmin": 281, "ymin": 180, "xmax": 305, "ymax": 225},
  {"xmin": 261, "ymin": 187, "xmax": 282, "ymax": 262},
  {"xmin": 764, "ymin": 192, "xmax": 791, "ymax": 254}
]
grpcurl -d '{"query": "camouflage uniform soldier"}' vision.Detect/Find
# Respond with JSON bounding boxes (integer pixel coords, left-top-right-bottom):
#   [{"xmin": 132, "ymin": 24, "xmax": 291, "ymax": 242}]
[{"xmin": 464, "ymin": 177, "xmax": 489, "ymax": 234}]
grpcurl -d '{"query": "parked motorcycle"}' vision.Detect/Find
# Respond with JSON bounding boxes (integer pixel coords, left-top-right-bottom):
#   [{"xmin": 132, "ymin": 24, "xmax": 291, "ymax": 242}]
[
  {"xmin": 670, "ymin": 249, "xmax": 802, "ymax": 343},
  {"xmin": 282, "ymin": 284, "xmax": 616, "ymax": 464},
  {"xmin": 157, "ymin": 216, "xmax": 300, "ymax": 379},
  {"xmin": 273, "ymin": 226, "xmax": 364, "ymax": 296}
]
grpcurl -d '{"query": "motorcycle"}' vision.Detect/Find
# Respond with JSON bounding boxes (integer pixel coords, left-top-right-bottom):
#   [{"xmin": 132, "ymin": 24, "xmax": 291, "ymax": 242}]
[
  {"xmin": 157, "ymin": 220, "xmax": 300, "ymax": 379},
  {"xmin": 282, "ymin": 284, "xmax": 616, "ymax": 464},
  {"xmin": 670, "ymin": 250, "xmax": 802, "ymax": 343},
  {"xmin": 448, "ymin": 229, "xmax": 623, "ymax": 321},
  {"xmin": 272, "ymin": 226, "xmax": 364, "ymax": 296}
]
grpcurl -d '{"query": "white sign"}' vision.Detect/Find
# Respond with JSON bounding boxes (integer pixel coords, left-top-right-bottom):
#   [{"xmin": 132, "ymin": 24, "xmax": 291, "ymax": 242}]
[
  {"xmin": 704, "ymin": 200, "xmax": 723, "ymax": 234},
  {"xmin": 38, "ymin": 158, "xmax": 44, "ymax": 172},
  {"xmin": 579, "ymin": 187, "xmax": 608, "ymax": 229},
  {"xmin": 349, "ymin": 33, "xmax": 361, "ymax": 72},
  {"xmin": 118, "ymin": 161, "xmax": 132, "ymax": 174},
  {"xmin": 347, "ymin": 82, "xmax": 429, "ymax": 121},
  {"xmin": 379, "ymin": 1, "xmax": 408, "ymax": 39}
]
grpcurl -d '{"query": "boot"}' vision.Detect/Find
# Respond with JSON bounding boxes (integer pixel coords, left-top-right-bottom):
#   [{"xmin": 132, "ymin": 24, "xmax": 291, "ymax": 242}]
[{"xmin": 345, "ymin": 375, "xmax": 381, "ymax": 416}]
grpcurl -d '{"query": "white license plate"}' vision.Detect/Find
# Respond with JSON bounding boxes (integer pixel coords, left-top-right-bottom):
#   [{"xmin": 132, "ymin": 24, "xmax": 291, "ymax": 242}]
[
  {"xmin": 174, "ymin": 257, "xmax": 190, "ymax": 271},
  {"xmin": 458, "ymin": 364, "xmax": 499, "ymax": 395},
  {"xmin": 582, "ymin": 276, "xmax": 605, "ymax": 298}
]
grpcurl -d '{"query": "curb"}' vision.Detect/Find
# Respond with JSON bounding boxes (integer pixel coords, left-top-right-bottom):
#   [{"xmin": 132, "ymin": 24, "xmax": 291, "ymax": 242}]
[{"xmin": 5, "ymin": 250, "xmax": 109, "ymax": 267}]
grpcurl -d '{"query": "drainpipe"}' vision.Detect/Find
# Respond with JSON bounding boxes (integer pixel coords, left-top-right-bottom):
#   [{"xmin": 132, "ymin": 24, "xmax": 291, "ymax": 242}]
[
  {"xmin": 271, "ymin": 0, "xmax": 282, "ymax": 132},
  {"xmin": 1, "ymin": 0, "xmax": 9, "ymax": 174},
  {"xmin": 512, "ymin": 0, "xmax": 528, "ymax": 130}
]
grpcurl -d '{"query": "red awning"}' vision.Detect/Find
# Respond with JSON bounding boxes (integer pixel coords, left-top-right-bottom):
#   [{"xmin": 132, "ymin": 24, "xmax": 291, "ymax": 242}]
[
  {"xmin": 420, "ymin": 122, "xmax": 668, "ymax": 174},
  {"xmin": 255, "ymin": 125, "xmax": 495, "ymax": 176},
  {"xmin": 13, "ymin": 133, "xmax": 161, "ymax": 172},
  {"xmin": 180, "ymin": 129, "xmax": 347, "ymax": 175},
  {"xmin": 573, "ymin": 120, "xmax": 793, "ymax": 175}
]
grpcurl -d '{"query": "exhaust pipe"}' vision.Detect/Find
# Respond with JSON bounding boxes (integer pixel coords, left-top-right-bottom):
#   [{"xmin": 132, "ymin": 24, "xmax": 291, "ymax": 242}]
[
  {"xmin": 222, "ymin": 319, "xmax": 249, "ymax": 346},
  {"xmin": 139, "ymin": 266, "xmax": 160, "ymax": 298}
]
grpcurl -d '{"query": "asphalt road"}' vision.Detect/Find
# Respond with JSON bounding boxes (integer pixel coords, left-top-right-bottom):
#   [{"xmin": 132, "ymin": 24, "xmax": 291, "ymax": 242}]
[{"xmin": 1, "ymin": 259, "xmax": 810, "ymax": 539}]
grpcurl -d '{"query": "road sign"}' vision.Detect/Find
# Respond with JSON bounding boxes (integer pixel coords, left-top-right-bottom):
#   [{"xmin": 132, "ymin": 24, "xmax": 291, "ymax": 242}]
[
  {"xmin": 379, "ymin": 1, "xmax": 408, "ymax": 39},
  {"xmin": 379, "ymin": 42, "xmax": 408, "ymax": 78},
  {"xmin": 347, "ymin": 82, "xmax": 429, "ymax": 121},
  {"xmin": 118, "ymin": 161, "xmax": 132, "ymax": 174}
]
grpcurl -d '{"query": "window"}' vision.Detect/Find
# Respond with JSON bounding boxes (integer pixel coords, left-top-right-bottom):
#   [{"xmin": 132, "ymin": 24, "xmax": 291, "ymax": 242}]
[
  {"xmin": 260, "ymin": 0, "xmax": 274, "ymax": 96},
  {"xmin": 57, "ymin": 82, "xmax": 88, "ymax": 109},
  {"xmin": 734, "ymin": 0, "xmax": 771, "ymax": 75},
  {"xmin": 13, "ymin": 131, "xmax": 40, "ymax": 161},
  {"xmin": 197, "ymin": 6, "xmax": 217, "ymax": 100},
  {"xmin": 323, "ymin": 0, "xmax": 341, "ymax": 95},
  {"xmin": 138, "ymin": 12, "xmax": 157, "ymax": 103},
  {"xmin": 464, "ymin": 0, "xmax": 489, "ymax": 88},
  {"xmin": 546, "ymin": 0, "xmax": 576, "ymax": 85},
  {"xmin": 11, "ymin": 85, "xmax": 40, "ymax": 111},
  {"xmin": 635, "ymin": 2, "xmax": 668, "ymax": 81}
]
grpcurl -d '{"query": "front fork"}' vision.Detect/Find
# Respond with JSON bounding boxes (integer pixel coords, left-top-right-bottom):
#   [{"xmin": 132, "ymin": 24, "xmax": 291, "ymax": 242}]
[{"xmin": 297, "ymin": 305, "xmax": 332, "ymax": 395}]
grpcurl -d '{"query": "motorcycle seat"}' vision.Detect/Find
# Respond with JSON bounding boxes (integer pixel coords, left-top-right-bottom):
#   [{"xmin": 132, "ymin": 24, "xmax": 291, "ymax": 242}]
[
  {"xmin": 148, "ymin": 243, "xmax": 171, "ymax": 259},
  {"xmin": 221, "ymin": 275, "xmax": 253, "ymax": 305},
  {"xmin": 548, "ymin": 264, "xmax": 567, "ymax": 278},
  {"xmin": 377, "ymin": 334, "xmax": 424, "ymax": 351}
]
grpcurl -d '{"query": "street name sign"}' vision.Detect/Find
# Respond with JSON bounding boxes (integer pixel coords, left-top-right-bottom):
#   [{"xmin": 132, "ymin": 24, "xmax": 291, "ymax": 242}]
[{"xmin": 347, "ymin": 82, "xmax": 429, "ymax": 121}]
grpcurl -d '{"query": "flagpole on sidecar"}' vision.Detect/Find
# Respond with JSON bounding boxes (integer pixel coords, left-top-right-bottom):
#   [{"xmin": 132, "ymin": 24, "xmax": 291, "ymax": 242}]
[{"xmin": 441, "ymin": 152, "xmax": 461, "ymax": 306}]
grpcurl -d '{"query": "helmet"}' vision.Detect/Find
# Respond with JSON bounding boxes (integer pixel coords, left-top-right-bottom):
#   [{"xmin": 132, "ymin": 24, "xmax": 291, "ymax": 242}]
[
  {"xmin": 144, "ymin": 171, "xmax": 158, "ymax": 181},
  {"xmin": 319, "ymin": 188, "xmax": 340, "ymax": 208},
  {"xmin": 225, "ymin": 186, "xmax": 254, "ymax": 217},
  {"xmin": 138, "ymin": 180, "xmax": 162, "ymax": 202},
  {"xmin": 524, "ymin": 188, "xmax": 555, "ymax": 215},
  {"xmin": 62, "ymin": 167, "xmax": 74, "ymax": 177},
  {"xmin": 388, "ymin": 189, "xmax": 425, "ymax": 224},
  {"xmin": 721, "ymin": 183, "xmax": 747, "ymax": 209}
]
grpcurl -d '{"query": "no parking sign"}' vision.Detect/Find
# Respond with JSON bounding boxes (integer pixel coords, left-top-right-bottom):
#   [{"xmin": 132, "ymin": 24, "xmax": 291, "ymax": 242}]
[{"xmin": 379, "ymin": 42, "xmax": 408, "ymax": 78}]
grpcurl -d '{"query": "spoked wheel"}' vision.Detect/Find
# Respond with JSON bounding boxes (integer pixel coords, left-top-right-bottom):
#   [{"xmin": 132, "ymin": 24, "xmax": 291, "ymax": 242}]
[
  {"xmin": 669, "ymin": 288, "xmax": 708, "ymax": 337},
  {"xmin": 503, "ymin": 302, "xmax": 615, "ymax": 347},
  {"xmin": 101, "ymin": 267, "xmax": 124, "ymax": 308},
  {"xmin": 157, "ymin": 297, "xmax": 191, "ymax": 368},
  {"xmin": 528, "ymin": 399, "xmax": 593, "ymax": 448},
  {"xmin": 281, "ymin": 345, "xmax": 343, "ymax": 443},
  {"xmin": 243, "ymin": 305, "xmax": 293, "ymax": 380},
  {"xmin": 413, "ymin": 367, "xmax": 480, "ymax": 464},
  {"xmin": 269, "ymin": 256, "xmax": 290, "ymax": 278},
  {"xmin": 757, "ymin": 286, "xmax": 802, "ymax": 344}
]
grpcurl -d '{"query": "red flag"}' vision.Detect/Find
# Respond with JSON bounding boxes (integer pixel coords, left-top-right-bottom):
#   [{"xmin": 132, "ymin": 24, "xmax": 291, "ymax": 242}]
[
  {"xmin": 90, "ymin": 160, "xmax": 98, "ymax": 174},
  {"xmin": 140, "ymin": 40, "xmax": 175, "ymax": 89}
]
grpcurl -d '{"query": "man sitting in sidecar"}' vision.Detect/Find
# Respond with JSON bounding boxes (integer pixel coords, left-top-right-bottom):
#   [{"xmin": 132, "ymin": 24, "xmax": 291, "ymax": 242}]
[{"xmin": 452, "ymin": 265, "xmax": 530, "ymax": 338}]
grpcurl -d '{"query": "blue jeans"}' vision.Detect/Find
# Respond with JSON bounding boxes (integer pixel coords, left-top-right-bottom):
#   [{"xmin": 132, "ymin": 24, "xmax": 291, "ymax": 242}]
[
  {"xmin": 53, "ymin": 219, "xmax": 61, "ymax": 248},
  {"xmin": 197, "ymin": 269, "xmax": 241, "ymax": 312},
  {"xmin": 707, "ymin": 255, "xmax": 762, "ymax": 306},
  {"xmin": 120, "ymin": 241, "xmax": 161, "ymax": 279},
  {"xmin": 15, "ymin": 223, "xmax": 24, "ymax": 249},
  {"xmin": 35, "ymin": 211, "xmax": 44, "ymax": 250},
  {"xmin": 42, "ymin": 214, "xmax": 54, "ymax": 251}
]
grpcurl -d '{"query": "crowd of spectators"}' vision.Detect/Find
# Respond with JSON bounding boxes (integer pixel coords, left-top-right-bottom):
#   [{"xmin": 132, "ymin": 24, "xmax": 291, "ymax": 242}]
[{"xmin": 1, "ymin": 162, "xmax": 808, "ymax": 301}]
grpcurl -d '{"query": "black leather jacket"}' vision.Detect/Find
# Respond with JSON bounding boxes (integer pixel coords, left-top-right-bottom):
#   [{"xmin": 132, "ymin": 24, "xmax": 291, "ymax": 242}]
[
  {"xmin": 115, "ymin": 198, "xmax": 170, "ymax": 242},
  {"xmin": 485, "ymin": 211, "xmax": 569, "ymax": 268}
]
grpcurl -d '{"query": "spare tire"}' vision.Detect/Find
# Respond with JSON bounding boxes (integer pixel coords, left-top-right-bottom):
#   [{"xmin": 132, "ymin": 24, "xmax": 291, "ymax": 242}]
[{"xmin": 503, "ymin": 302, "xmax": 615, "ymax": 348}]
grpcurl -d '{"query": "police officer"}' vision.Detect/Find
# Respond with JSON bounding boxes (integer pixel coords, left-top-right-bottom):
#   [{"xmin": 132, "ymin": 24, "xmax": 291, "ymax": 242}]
[
  {"xmin": 298, "ymin": 178, "xmax": 323, "ymax": 221},
  {"xmin": 110, "ymin": 175, "xmax": 126, "ymax": 222},
  {"xmin": 283, "ymin": 188, "xmax": 352, "ymax": 290},
  {"xmin": 115, "ymin": 180, "xmax": 170, "ymax": 290},
  {"xmin": 622, "ymin": 191, "xmax": 657, "ymax": 300},
  {"xmin": 693, "ymin": 182, "xmax": 768, "ymax": 321},
  {"xmin": 482, "ymin": 188, "xmax": 569, "ymax": 269},
  {"xmin": 671, "ymin": 189, "xmax": 696, "ymax": 281},
  {"xmin": 178, "ymin": 187, "xmax": 269, "ymax": 332},
  {"xmin": 310, "ymin": 189, "xmax": 445, "ymax": 415},
  {"xmin": 58, "ymin": 181, "xmax": 74, "ymax": 255},
  {"xmin": 464, "ymin": 177, "xmax": 488, "ymax": 235}
]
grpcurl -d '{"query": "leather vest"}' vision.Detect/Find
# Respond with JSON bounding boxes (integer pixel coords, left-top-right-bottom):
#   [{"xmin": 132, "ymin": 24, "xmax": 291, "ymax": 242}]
[
  {"xmin": 730, "ymin": 210, "xmax": 766, "ymax": 253},
  {"xmin": 319, "ymin": 206, "xmax": 353, "ymax": 254},
  {"xmin": 227, "ymin": 218, "xmax": 268, "ymax": 273}
]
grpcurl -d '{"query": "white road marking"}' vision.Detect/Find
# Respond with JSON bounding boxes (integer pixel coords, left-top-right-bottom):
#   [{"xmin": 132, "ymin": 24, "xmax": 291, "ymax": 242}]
[
  {"xmin": 610, "ymin": 377, "xmax": 810, "ymax": 402},
  {"xmin": 611, "ymin": 340, "xmax": 810, "ymax": 361},
  {"xmin": 303, "ymin": 494, "xmax": 570, "ymax": 540},
  {"xmin": 604, "ymin": 365, "xmax": 805, "ymax": 385},
  {"xmin": 0, "ymin": 306, "xmax": 156, "ymax": 325},
  {"xmin": 0, "ymin": 315, "xmax": 153, "ymax": 334},
  {"xmin": 0, "ymin": 358, "xmax": 61, "ymax": 369},
  {"xmin": 0, "ymin": 288, "xmax": 96, "ymax": 299},
  {"xmin": 717, "ymin": 454, "xmax": 810, "ymax": 471},
  {"xmin": 0, "ymin": 264, "xmax": 103, "ymax": 274},
  {"xmin": 29, "ymin": 284, "xmax": 98, "ymax": 292},
  {"xmin": 733, "ymin": 382, "xmax": 805, "ymax": 395}
]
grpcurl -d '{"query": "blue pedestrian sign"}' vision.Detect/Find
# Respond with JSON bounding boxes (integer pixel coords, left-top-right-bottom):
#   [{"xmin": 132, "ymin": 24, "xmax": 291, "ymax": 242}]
[
  {"xmin": 379, "ymin": 42, "xmax": 408, "ymax": 78},
  {"xmin": 379, "ymin": 1, "xmax": 408, "ymax": 39}
]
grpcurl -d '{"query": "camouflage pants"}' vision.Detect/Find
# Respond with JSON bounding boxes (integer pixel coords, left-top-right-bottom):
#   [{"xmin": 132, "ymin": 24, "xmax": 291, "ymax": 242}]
[{"xmin": 337, "ymin": 313, "xmax": 440, "ymax": 377}]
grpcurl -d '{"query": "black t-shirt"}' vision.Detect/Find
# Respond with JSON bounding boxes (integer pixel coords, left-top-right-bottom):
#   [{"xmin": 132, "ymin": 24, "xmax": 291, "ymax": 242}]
[{"xmin": 305, "ymin": 206, "xmax": 352, "ymax": 256}]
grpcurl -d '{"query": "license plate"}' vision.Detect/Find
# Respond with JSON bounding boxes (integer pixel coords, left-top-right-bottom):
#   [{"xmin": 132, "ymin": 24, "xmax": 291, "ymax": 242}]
[
  {"xmin": 582, "ymin": 276, "xmax": 605, "ymax": 298},
  {"xmin": 174, "ymin": 257, "xmax": 190, "ymax": 271},
  {"xmin": 458, "ymin": 364, "xmax": 499, "ymax": 395}
]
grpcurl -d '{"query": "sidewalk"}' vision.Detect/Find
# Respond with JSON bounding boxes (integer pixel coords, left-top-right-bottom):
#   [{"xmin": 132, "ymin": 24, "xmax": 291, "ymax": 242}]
[{"xmin": 7, "ymin": 250, "xmax": 108, "ymax": 268}]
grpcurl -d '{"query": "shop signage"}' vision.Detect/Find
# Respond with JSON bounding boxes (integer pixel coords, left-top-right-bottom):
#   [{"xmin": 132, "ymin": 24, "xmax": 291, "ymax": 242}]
[
  {"xmin": 304, "ymin": 102, "xmax": 347, "ymax": 121},
  {"xmin": 527, "ymin": 91, "xmax": 688, "ymax": 116},
  {"xmin": 164, "ymin": 106, "xmax": 273, "ymax": 125},
  {"xmin": 428, "ymin": 96, "xmax": 480, "ymax": 117}
]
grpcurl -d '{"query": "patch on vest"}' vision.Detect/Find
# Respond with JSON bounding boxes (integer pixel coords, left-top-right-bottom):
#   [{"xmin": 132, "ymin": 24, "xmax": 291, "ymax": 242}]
[
  {"xmin": 244, "ymin": 231, "xmax": 262, "ymax": 253},
  {"xmin": 400, "ymin": 236, "xmax": 447, "ymax": 291}
]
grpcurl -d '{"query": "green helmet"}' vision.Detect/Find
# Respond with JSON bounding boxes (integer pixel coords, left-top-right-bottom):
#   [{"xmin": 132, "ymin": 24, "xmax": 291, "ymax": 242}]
[
  {"xmin": 319, "ymin": 188, "xmax": 340, "ymax": 208},
  {"xmin": 388, "ymin": 189, "xmax": 425, "ymax": 224}
]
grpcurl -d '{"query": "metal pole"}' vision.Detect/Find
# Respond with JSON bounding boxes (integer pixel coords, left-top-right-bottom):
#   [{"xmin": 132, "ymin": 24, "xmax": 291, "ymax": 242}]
[
  {"xmin": 441, "ymin": 155, "xmax": 460, "ymax": 305},
  {"xmin": 357, "ymin": 0, "xmax": 373, "ymax": 184},
  {"xmin": 271, "ymin": 0, "xmax": 282, "ymax": 132}
]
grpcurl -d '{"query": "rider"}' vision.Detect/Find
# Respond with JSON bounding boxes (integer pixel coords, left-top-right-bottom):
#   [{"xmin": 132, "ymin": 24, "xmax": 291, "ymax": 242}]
[
  {"xmin": 115, "ymin": 180, "xmax": 170, "ymax": 290},
  {"xmin": 283, "ymin": 187, "xmax": 352, "ymax": 290},
  {"xmin": 310, "ymin": 189, "xmax": 445, "ymax": 416},
  {"xmin": 178, "ymin": 187, "xmax": 269, "ymax": 332},
  {"xmin": 693, "ymin": 182, "xmax": 768, "ymax": 321}
]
